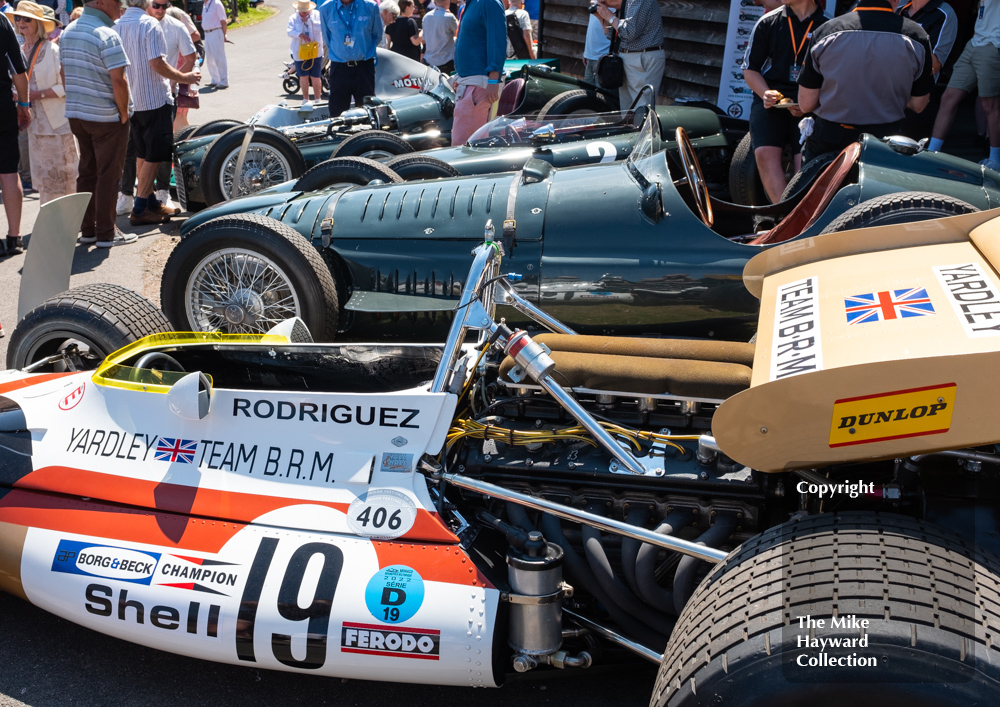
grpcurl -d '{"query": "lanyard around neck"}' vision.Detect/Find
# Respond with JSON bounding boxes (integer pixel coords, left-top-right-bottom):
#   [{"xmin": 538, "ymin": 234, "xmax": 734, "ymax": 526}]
[
  {"xmin": 853, "ymin": 5, "xmax": 895, "ymax": 11},
  {"xmin": 787, "ymin": 14, "xmax": 815, "ymax": 63},
  {"xmin": 337, "ymin": 1, "xmax": 356, "ymax": 29}
]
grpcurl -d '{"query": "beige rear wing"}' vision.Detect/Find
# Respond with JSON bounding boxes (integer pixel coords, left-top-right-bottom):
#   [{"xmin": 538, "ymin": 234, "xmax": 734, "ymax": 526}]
[{"xmin": 714, "ymin": 209, "xmax": 1000, "ymax": 472}]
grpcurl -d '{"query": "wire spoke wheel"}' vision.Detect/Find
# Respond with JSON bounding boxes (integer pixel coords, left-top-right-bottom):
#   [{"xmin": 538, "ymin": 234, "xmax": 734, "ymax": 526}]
[
  {"xmin": 220, "ymin": 144, "xmax": 293, "ymax": 200},
  {"xmin": 186, "ymin": 247, "xmax": 302, "ymax": 334}
]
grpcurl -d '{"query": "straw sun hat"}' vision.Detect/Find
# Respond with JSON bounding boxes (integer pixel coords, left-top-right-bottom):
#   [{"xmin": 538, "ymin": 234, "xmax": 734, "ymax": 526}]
[
  {"xmin": 5, "ymin": 1, "xmax": 57, "ymax": 34},
  {"xmin": 292, "ymin": 0, "xmax": 316, "ymax": 11}
]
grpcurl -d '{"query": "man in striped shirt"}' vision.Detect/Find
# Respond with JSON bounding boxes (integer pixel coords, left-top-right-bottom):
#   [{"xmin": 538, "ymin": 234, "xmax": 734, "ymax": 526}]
[
  {"xmin": 60, "ymin": 0, "xmax": 134, "ymax": 247},
  {"xmin": 116, "ymin": 0, "xmax": 200, "ymax": 225}
]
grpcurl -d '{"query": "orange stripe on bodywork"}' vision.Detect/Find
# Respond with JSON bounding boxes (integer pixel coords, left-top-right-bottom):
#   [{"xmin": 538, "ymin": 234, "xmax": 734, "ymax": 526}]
[
  {"xmin": 15, "ymin": 467, "xmax": 458, "ymax": 544},
  {"xmin": 0, "ymin": 372, "xmax": 74, "ymax": 396},
  {"xmin": 372, "ymin": 540, "xmax": 492, "ymax": 587},
  {"xmin": 0, "ymin": 489, "xmax": 245, "ymax": 553}
]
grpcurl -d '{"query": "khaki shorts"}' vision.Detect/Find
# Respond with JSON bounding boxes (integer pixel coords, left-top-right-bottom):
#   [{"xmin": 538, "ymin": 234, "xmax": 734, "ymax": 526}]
[{"xmin": 948, "ymin": 42, "xmax": 1000, "ymax": 97}]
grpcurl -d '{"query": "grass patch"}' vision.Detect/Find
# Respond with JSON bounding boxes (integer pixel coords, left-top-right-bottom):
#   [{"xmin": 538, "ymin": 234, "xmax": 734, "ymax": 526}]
[{"xmin": 229, "ymin": 3, "xmax": 277, "ymax": 29}]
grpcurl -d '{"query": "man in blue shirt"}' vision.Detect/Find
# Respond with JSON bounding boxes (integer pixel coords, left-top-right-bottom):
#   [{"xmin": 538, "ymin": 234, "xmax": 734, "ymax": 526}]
[
  {"xmin": 320, "ymin": 0, "xmax": 384, "ymax": 117},
  {"xmin": 451, "ymin": 0, "xmax": 505, "ymax": 144}
]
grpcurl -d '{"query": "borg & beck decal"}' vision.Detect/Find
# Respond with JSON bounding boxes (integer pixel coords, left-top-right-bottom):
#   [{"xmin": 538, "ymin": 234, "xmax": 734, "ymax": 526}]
[
  {"xmin": 51, "ymin": 540, "xmax": 242, "ymax": 595},
  {"xmin": 770, "ymin": 277, "xmax": 823, "ymax": 381},
  {"xmin": 828, "ymin": 383, "xmax": 957, "ymax": 448},
  {"xmin": 340, "ymin": 622, "xmax": 440, "ymax": 660},
  {"xmin": 52, "ymin": 540, "xmax": 159, "ymax": 584},
  {"xmin": 932, "ymin": 263, "xmax": 1000, "ymax": 336}
]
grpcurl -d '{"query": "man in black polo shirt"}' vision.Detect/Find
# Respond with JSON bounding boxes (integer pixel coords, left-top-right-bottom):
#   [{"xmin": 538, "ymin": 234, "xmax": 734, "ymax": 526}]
[
  {"xmin": 743, "ymin": 0, "xmax": 828, "ymax": 203},
  {"xmin": 898, "ymin": 0, "xmax": 958, "ymax": 138},
  {"xmin": 797, "ymin": 0, "xmax": 933, "ymax": 164}
]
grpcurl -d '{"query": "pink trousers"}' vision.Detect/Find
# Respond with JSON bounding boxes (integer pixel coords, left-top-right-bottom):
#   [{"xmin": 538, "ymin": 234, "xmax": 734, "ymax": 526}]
[{"xmin": 451, "ymin": 85, "xmax": 495, "ymax": 146}]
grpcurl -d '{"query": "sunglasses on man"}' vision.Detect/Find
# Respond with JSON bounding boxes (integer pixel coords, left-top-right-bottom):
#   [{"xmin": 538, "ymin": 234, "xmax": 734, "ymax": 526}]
[{"xmin": 151, "ymin": 2, "xmax": 171, "ymax": 9}]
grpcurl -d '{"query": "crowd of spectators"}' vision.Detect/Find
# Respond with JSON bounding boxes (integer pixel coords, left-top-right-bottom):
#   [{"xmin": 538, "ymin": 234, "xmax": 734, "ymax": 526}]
[
  {"xmin": 740, "ymin": 0, "xmax": 999, "ymax": 203},
  {"xmin": 1, "ymin": 0, "xmax": 208, "ymax": 253}
]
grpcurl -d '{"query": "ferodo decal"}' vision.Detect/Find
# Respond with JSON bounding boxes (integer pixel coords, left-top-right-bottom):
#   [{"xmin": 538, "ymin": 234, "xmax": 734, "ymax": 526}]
[
  {"xmin": 52, "ymin": 540, "xmax": 159, "ymax": 584},
  {"xmin": 340, "ymin": 622, "xmax": 440, "ymax": 660},
  {"xmin": 347, "ymin": 489, "xmax": 417, "ymax": 539},
  {"xmin": 59, "ymin": 381, "xmax": 85, "ymax": 410},
  {"xmin": 932, "ymin": 263, "xmax": 1000, "ymax": 337},
  {"xmin": 844, "ymin": 287, "xmax": 934, "ymax": 325},
  {"xmin": 770, "ymin": 277, "xmax": 823, "ymax": 381},
  {"xmin": 365, "ymin": 565, "xmax": 424, "ymax": 624},
  {"xmin": 828, "ymin": 383, "xmax": 956, "ymax": 448}
]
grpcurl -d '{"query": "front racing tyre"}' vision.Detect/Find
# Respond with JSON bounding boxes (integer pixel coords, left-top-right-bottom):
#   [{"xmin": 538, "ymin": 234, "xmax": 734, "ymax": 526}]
[
  {"xmin": 819, "ymin": 191, "xmax": 978, "ymax": 234},
  {"xmin": 292, "ymin": 156, "xmax": 404, "ymax": 192},
  {"xmin": 161, "ymin": 214, "xmax": 339, "ymax": 341},
  {"xmin": 330, "ymin": 130, "xmax": 416, "ymax": 160},
  {"xmin": 650, "ymin": 513, "xmax": 1000, "ymax": 707},
  {"xmin": 384, "ymin": 154, "xmax": 463, "ymax": 180},
  {"xmin": 189, "ymin": 119, "xmax": 245, "ymax": 139},
  {"xmin": 200, "ymin": 125, "xmax": 306, "ymax": 205},
  {"xmin": 537, "ymin": 89, "xmax": 615, "ymax": 119},
  {"xmin": 173, "ymin": 124, "xmax": 200, "ymax": 144},
  {"xmin": 7, "ymin": 284, "xmax": 173, "ymax": 371}
]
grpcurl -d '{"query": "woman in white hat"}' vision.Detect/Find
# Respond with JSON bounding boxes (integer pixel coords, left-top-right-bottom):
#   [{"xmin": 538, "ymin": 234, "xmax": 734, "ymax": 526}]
[
  {"xmin": 286, "ymin": 0, "xmax": 324, "ymax": 106},
  {"xmin": 5, "ymin": 2, "xmax": 78, "ymax": 224}
]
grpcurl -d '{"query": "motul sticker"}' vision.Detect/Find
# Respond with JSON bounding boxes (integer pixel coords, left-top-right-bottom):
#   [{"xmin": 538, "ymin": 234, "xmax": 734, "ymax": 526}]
[
  {"xmin": 391, "ymin": 74, "xmax": 424, "ymax": 89},
  {"xmin": 828, "ymin": 383, "xmax": 956, "ymax": 448},
  {"xmin": 932, "ymin": 263, "xmax": 1000, "ymax": 337},
  {"xmin": 340, "ymin": 622, "xmax": 440, "ymax": 659}
]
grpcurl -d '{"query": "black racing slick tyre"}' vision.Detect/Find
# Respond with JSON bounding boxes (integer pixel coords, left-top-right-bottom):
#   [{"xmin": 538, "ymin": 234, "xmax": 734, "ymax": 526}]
[
  {"xmin": 173, "ymin": 125, "xmax": 200, "ymax": 145},
  {"xmin": 728, "ymin": 132, "xmax": 764, "ymax": 206},
  {"xmin": 292, "ymin": 156, "xmax": 404, "ymax": 192},
  {"xmin": 330, "ymin": 130, "xmax": 416, "ymax": 160},
  {"xmin": 385, "ymin": 154, "xmax": 463, "ymax": 180},
  {"xmin": 537, "ymin": 89, "xmax": 615, "ymax": 119},
  {"xmin": 161, "ymin": 214, "xmax": 339, "ymax": 341},
  {"xmin": 7, "ymin": 284, "xmax": 173, "ymax": 371},
  {"xmin": 200, "ymin": 125, "xmax": 306, "ymax": 205},
  {"xmin": 819, "ymin": 191, "xmax": 979, "ymax": 234},
  {"xmin": 189, "ymin": 119, "xmax": 244, "ymax": 139},
  {"xmin": 651, "ymin": 513, "xmax": 1000, "ymax": 707},
  {"xmin": 779, "ymin": 150, "xmax": 838, "ymax": 202}
]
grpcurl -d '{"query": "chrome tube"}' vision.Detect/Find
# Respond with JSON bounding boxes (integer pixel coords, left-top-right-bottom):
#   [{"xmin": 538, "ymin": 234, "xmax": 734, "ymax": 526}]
[
  {"xmin": 430, "ymin": 240, "xmax": 501, "ymax": 393},
  {"xmin": 562, "ymin": 609, "xmax": 662, "ymax": 664},
  {"xmin": 437, "ymin": 471, "xmax": 727, "ymax": 564},
  {"xmin": 536, "ymin": 372, "xmax": 647, "ymax": 475},
  {"xmin": 498, "ymin": 279, "xmax": 576, "ymax": 335}
]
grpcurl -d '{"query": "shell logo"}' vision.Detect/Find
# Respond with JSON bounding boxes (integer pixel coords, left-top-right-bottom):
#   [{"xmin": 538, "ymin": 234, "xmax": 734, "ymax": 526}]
[{"xmin": 59, "ymin": 382, "xmax": 86, "ymax": 411}]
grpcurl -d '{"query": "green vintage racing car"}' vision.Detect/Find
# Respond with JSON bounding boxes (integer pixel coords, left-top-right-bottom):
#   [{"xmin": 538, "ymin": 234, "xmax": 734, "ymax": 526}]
[
  {"xmin": 173, "ymin": 65, "xmax": 626, "ymax": 210},
  {"xmin": 158, "ymin": 111, "xmax": 1000, "ymax": 345}
]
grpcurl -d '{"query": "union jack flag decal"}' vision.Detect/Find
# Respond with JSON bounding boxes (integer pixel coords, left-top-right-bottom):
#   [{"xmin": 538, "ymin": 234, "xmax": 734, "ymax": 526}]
[
  {"xmin": 154, "ymin": 437, "xmax": 198, "ymax": 464},
  {"xmin": 844, "ymin": 287, "xmax": 935, "ymax": 325}
]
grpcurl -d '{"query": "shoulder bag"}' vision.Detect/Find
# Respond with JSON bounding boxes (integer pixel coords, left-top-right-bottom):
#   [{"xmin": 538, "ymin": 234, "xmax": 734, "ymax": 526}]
[{"xmin": 595, "ymin": 0, "xmax": 625, "ymax": 90}]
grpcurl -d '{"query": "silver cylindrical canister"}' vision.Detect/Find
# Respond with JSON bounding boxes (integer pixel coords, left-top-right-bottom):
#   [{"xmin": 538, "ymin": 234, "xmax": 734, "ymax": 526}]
[{"xmin": 507, "ymin": 536, "xmax": 563, "ymax": 656}]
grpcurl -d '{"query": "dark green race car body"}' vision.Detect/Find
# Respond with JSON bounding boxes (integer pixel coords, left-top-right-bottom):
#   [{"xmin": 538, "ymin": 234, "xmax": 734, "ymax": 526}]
[
  {"xmin": 174, "ymin": 65, "xmax": 622, "ymax": 211},
  {"xmin": 170, "ymin": 126, "xmax": 1000, "ymax": 343}
]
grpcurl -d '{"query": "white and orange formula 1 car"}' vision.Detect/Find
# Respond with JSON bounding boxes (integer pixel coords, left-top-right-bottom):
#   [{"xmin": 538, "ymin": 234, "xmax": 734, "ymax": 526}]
[{"xmin": 4, "ymin": 212, "xmax": 1000, "ymax": 705}]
